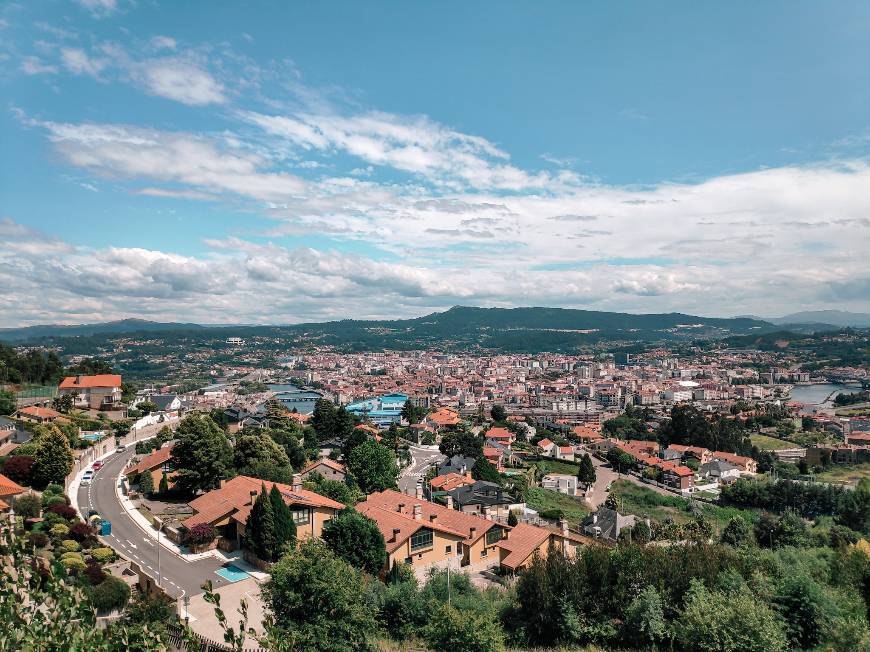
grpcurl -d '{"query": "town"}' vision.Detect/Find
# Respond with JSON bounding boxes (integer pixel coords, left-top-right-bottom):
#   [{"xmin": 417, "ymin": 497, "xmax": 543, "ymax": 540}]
[{"xmin": 1, "ymin": 329, "xmax": 868, "ymax": 650}]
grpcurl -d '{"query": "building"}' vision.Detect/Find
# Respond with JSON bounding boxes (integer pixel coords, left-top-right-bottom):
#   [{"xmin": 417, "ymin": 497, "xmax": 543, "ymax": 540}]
[
  {"xmin": 437, "ymin": 455, "xmax": 476, "ymax": 477},
  {"xmin": 698, "ymin": 460, "xmax": 741, "ymax": 484},
  {"xmin": 712, "ymin": 451, "xmax": 757, "ymax": 474},
  {"xmin": 357, "ymin": 489, "xmax": 508, "ymax": 577},
  {"xmin": 59, "ymin": 374, "xmax": 123, "ymax": 410},
  {"xmin": 124, "ymin": 444, "xmax": 174, "ymax": 488},
  {"xmin": 14, "ymin": 406, "xmax": 64, "ymax": 424},
  {"xmin": 345, "ymin": 393, "xmax": 408, "ymax": 427},
  {"xmin": 541, "ymin": 473, "xmax": 581, "ymax": 497},
  {"xmin": 447, "ymin": 481, "xmax": 524, "ymax": 520},
  {"xmin": 429, "ymin": 472, "xmax": 475, "ymax": 493},
  {"xmin": 183, "ymin": 475, "xmax": 344, "ymax": 547},
  {"xmin": 582, "ymin": 507, "xmax": 637, "ymax": 541},
  {"xmin": 484, "ymin": 426, "xmax": 514, "ymax": 445},
  {"xmin": 299, "ymin": 458, "xmax": 347, "ymax": 483},
  {"xmin": 497, "ymin": 521, "xmax": 588, "ymax": 573},
  {"xmin": 0, "ymin": 473, "xmax": 26, "ymax": 512}
]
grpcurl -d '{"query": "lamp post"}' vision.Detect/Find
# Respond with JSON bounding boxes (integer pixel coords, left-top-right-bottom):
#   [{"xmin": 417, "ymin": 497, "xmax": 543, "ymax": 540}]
[{"xmin": 156, "ymin": 521, "xmax": 164, "ymax": 587}]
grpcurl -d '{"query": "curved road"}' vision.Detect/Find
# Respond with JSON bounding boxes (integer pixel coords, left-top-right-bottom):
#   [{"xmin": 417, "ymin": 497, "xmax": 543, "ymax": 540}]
[
  {"xmin": 398, "ymin": 444, "xmax": 445, "ymax": 495},
  {"xmin": 77, "ymin": 448, "xmax": 229, "ymax": 599}
]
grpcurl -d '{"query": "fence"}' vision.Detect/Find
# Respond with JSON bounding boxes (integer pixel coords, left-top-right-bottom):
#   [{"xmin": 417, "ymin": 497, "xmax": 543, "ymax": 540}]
[{"xmin": 166, "ymin": 625, "xmax": 266, "ymax": 652}]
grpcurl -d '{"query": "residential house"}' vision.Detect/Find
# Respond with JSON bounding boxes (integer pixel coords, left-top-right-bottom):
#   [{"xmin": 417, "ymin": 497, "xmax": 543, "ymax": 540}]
[
  {"xmin": 299, "ymin": 458, "xmax": 347, "ymax": 483},
  {"xmin": 665, "ymin": 444, "xmax": 713, "ymax": 465},
  {"xmin": 698, "ymin": 460, "xmax": 741, "ymax": 484},
  {"xmin": 582, "ymin": 507, "xmax": 637, "ymax": 542},
  {"xmin": 437, "ymin": 455, "xmax": 476, "ymax": 477},
  {"xmin": 125, "ymin": 444, "xmax": 174, "ymax": 489},
  {"xmin": 59, "ymin": 374, "xmax": 123, "ymax": 410},
  {"xmin": 425, "ymin": 407, "xmax": 461, "ymax": 431},
  {"xmin": 660, "ymin": 463, "xmax": 695, "ymax": 492},
  {"xmin": 448, "ymin": 481, "xmax": 524, "ymax": 520},
  {"xmin": 15, "ymin": 406, "xmax": 64, "ymax": 424},
  {"xmin": 429, "ymin": 472, "xmax": 475, "ymax": 493},
  {"xmin": 498, "ymin": 520, "xmax": 588, "ymax": 573},
  {"xmin": 357, "ymin": 489, "xmax": 509, "ymax": 577},
  {"xmin": 541, "ymin": 473, "xmax": 581, "ymax": 497},
  {"xmin": 537, "ymin": 438, "xmax": 556, "ymax": 456},
  {"xmin": 183, "ymin": 475, "xmax": 344, "ymax": 547},
  {"xmin": 485, "ymin": 426, "xmax": 514, "ymax": 445},
  {"xmin": 146, "ymin": 393, "xmax": 182, "ymax": 415},
  {"xmin": 712, "ymin": 451, "xmax": 757, "ymax": 474},
  {"xmin": 0, "ymin": 473, "xmax": 25, "ymax": 512},
  {"xmin": 555, "ymin": 445, "xmax": 575, "ymax": 461}
]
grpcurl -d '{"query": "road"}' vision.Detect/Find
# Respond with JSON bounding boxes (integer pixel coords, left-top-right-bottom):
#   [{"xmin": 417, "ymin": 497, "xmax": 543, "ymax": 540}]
[
  {"xmin": 77, "ymin": 447, "xmax": 229, "ymax": 599},
  {"xmin": 398, "ymin": 444, "xmax": 445, "ymax": 495}
]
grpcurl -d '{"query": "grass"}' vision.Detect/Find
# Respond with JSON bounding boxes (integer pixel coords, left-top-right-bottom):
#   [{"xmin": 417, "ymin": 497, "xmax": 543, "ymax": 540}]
[
  {"xmin": 534, "ymin": 459, "xmax": 580, "ymax": 476},
  {"xmin": 526, "ymin": 487, "xmax": 591, "ymax": 522},
  {"xmin": 749, "ymin": 433, "xmax": 794, "ymax": 451},
  {"xmin": 610, "ymin": 479, "xmax": 757, "ymax": 532},
  {"xmin": 136, "ymin": 506, "xmax": 156, "ymax": 526},
  {"xmin": 812, "ymin": 463, "xmax": 870, "ymax": 486}
]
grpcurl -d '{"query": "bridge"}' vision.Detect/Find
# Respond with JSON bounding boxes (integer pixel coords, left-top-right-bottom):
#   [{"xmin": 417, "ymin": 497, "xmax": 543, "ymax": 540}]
[{"xmin": 825, "ymin": 375, "xmax": 869, "ymax": 390}]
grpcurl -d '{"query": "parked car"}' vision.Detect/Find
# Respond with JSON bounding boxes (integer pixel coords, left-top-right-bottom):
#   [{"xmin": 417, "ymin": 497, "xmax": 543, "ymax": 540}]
[
  {"xmin": 116, "ymin": 444, "xmax": 126, "ymax": 452},
  {"xmin": 92, "ymin": 461, "xmax": 103, "ymax": 471},
  {"xmin": 81, "ymin": 472, "xmax": 93, "ymax": 486}
]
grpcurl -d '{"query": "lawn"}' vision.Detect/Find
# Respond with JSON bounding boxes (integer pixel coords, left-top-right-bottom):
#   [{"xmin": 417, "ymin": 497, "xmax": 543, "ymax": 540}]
[
  {"xmin": 749, "ymin": 433, "xmax": 794, "ymax": 451},
  {"xmin": 610, "ymin": 479, "xmax": 756, "ymax": 532},
  {"xmin": 534, "ymin": 459, "xmax": 580, "ymax": 476},
  {"xmin": 526, "ymin": 487, "xmax": 590, "ymax": 523},
  {"xmin": 812, "ymin": 463, "xmax": 870, "ymax": 487}
]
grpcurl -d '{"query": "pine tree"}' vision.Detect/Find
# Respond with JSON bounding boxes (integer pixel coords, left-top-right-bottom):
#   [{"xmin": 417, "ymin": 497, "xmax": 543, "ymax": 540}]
[
  {"xmin": 270, "ymin": 485, "xmax": 297, "ymax": 555},
  {"xmin": 508, "ymin": 510, "xmax": 518, "ymax": 527},
  {"xmin": 158, "ymin": 473, "xmax": 169, "ymax": 495},
  {"xmin": 33, "ymin": 426, "xmax": 74, "ymax": 487},
  {"xmin": 577, "ymin": 453, "xmax": 597, "ymax": 490},
  {"xmin": 246, "ymin": 484, "xmax": 277, "ymax": 561},
  {"xmin": 138, "ymin": 470, "xmax": 154, "ymax": 496}
]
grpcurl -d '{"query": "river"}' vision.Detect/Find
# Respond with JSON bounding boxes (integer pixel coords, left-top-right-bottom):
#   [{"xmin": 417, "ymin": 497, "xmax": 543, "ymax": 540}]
[
  {"xmin": 788, "ymin": 383, "xmax": 862, "ymax": 405},
  {"xmin": 267, "ymin": 383, "xmax": 323, "ymax": 414}
]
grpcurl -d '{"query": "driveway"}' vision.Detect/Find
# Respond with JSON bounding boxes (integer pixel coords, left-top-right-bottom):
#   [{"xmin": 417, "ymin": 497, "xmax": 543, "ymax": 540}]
[
  {"xmin": 398, "ymin": 444, "xmax": 445, "ymax": 495},
  {"xmin": 77, "ymin": 448, "xmax": 235, "ymax": 599}
]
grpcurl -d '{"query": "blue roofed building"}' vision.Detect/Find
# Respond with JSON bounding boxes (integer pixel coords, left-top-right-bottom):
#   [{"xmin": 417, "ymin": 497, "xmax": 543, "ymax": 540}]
[{"xmin": 345, "ymin": 393, "xmax": 408, "ymax": 427}]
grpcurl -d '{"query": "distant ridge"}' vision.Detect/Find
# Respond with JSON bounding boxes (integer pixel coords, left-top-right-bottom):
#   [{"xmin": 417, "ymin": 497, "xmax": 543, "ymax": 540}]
[{"xmin": 0, "ymin": 318, "xmax": 205, "ymax": 342}]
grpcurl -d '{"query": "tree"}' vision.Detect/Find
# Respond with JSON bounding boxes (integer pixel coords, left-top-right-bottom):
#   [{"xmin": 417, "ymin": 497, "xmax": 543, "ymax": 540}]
[
  {"xmin": 675, "ymin": 580, "xmax": 787, "ymax": 652},
  {"xmin": 346, "ymin": 440, "xmax": 398, "ymax": 494},
  {"xmin": 333, "ymin": 406, "xmax": 355, "ymax": 442},
  {"xmin": 322, "ymin": 508, "xmax": 387, "ymax": 574},
  {"xmin": 170, "ymin": 416, "xmax": 233, "ymax": 495},
  {"xmin": 245, "ymin": 485, "xmax": 277, "ymax": 562},
  {"xmin": 138, "ymin": 470, "xmax": 154, "ymax": 496},
  {"xmin": 0, "ymin": 390, "xmax": 15, "ymax": 416},
  {"xmin": 311, "ymin": 399, "xmax": 337, "ymax": 442},
  {"xmin": 269, "ymin": 427, "xmax": 307, "ymax": 470},
  {"xmin": 3, "ymin": 455, "xmax": 35, "ymax": 485},
  {"xmin": 90, "ymin": 576, "xmax": 131, "ymax": 613},
  {"xmin": 606, "ymin": 448, "xmax": 634, "ymax": 474},
  {"xmin": 269, "ymin": 485, "xmax": 297, "ymax": 554},
  {"xmin": 721, "ymin": 517, "xmax": 754, "ymax": 547},
  {"xmin": 51, "ymin": 393, "xmax": 75, "ymax": 414},
  {"xmin": 624, "ymin": 585, "xmax": 666, "ymax": 647},
  {"xmin": 262, "ymin": 539, "xmax": 377, "ymax": 652},
  {"xmin": 438, "ymin": 429, "xmax": 483, "ymax": 459},
  {"xmin": 137, "ymin": 401, "xmax": 158, "ymax": 415},
  {"xmin": 507, "ymin": 510, "xmax": 519, "ymax": 527},
  {"xmin": 340, "ymin": 426, "xmax": 368, "ymax": 460},
  {"xmin": 773, "ymin": 573, "xmax": 839, "ymax": 649},
  {"xmin": 12, "ymin": 494, "xmax": 41, "ymax": 519},
  {"xmin": 424, "ymin": 603, "xmax": 504, "ymax": 652},
  {"xmin": 158, "ymin": 473, "xmax": 169, "ymax": 495},
  {"xmin": 489, "ymin": 404, "xmax": 508, "ymax": 423},
  {"xmin": 604, "ymin": 492, "xmax": 622, "ymax": 512},
  {"xmin": 472, "ymin": 457, "xmax": 502, "ymax": 484},
  {"xmin": 577, "ymin": 453, "xmax": 596, "ymax": 490},
  {"xmin": 401, "ymin": 399, "xmax": 425, "ymax": 424},
  {"xmin": 33, "ymin": 426, "xmax": 74, "ymax": 487},
  {"xmin": 233, "ymin": 431, "xmax": 291, "ymax": 470}
]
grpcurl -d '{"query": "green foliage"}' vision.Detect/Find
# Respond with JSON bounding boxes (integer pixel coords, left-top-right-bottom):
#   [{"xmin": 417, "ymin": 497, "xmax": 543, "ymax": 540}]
[
  {"xmin": 472, "ymin": 456, "xmax": 502, "ymax": 484},
  {"xmin": 322, "ymin": 508, "xmax": 386, "ymax": 575},
  {"xmin": 721, "ymin": 516, "xmax": 755, "ymax": 547},
  {"xmin": 577, "ymin": 452, "xmax": 596, "ymax": 487},
  {"xmin": 262, "ymin": 539, "xmax": 377, "ymax": 652},
  {"xmin": 401, "ymin": 399, "xmax": 427, "ymax": 424},
  {"xmin": 424, "ymin": 603, "xmax": 504, "ymax": 652},
  {"xmin": 624, "ymin": 585, "xmax": 666, "ymax": 646},
  {"xmin": 12, "ymin": 494, "xmax": 41, "ymax": 519},
  {"xmin": 306, "ymin": 473, "xmax": 360, "ymax": 506},
  {"xmin": 507, "ymin": 510, "xmax": 518, "ymax": 527},
  {"xmin": 234, "ymin": 430, "xmax": 290, "ymax": 470},
  {"xmin": 49, "ymin": 523, "xmax": 69, "ymax": 537},
  {"xmin": 438, "ymin": 429, "xmax": 483, "ymax": 459},
  {"xmin": 378, "ymin": 577, "xmax": 426, "ymax": 640},
  {"xmin": 269, "ymin": 485, "xmax": 296, "ymax": 554},
  {"xmin": 311, "ymin": 399, "xmax": 337, "ymax": 443},
  {"xmin": 90, "ymin": 576, "xmax": 131, "ymax": 613},
  {"xmin": 158, "ymin": 472, "xmax": 169, "ymax": 494},
  {"xmin": 773, "ymin": 572, "xmax": 840, "ymax": 649},
  {"xmin": 0, "ymin": 390, "xmax": 16, "ymax": 416},
  {"xmin": 489, "ymin": 404, "xmax": 507, "ymax": 423},
  {"xmin": 33, "ymin": 426, "xmax": 74, "ymax": 487},
  {"xmin": 754, "ymin": 511, "xmax": 809, "ymax": 549},
  {"xmin": 346, "ymin": 439, "xmax": 398, "ymax": 494},
  {"xmin": 170, "ymin": 415, "xmax": 233, "ymax": 495},
  {"xmin": 245, "ymin": 485, "xmax": 277, "ymax": 562},
  {"xmin": 60, "ymin": 539, "xmax": 81, "ymax": 552},
  {"xmin": 138, "ymin": 469, "xmax": 154, "ymax": 495},
  {"xmin": 89, "ymin": 547, "xmax": 114, "ymax": 563}
]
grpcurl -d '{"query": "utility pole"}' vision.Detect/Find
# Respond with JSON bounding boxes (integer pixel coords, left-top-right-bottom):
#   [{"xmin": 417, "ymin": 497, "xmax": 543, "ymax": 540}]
[{"xmin": 156, "ymin": 521, "xmax": 163, "ymax": 587}]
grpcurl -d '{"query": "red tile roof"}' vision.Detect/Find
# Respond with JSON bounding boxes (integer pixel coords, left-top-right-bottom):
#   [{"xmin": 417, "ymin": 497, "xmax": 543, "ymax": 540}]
[
  {"xmin": 299, "ymin": 458, "xmax": 346, "ymax": 476},
  {"xmin": 125, "ymin": 445, "xmax": 173, "ymax": 477},
  {"xmin": 0, "ymin": 473, "xmax": 25, "ymax": 498},
  {"xmin": 497, "ymin": 523, "xmax": 551, "ymax": 571},
  {"xmin": 59, "ymin": 374, "xmax": 122, "ymax": 389},
  {"xmin": 16, "ymin": 406, "xmax": 62, "ymax": 420},
  {"xmin": 430, "ymin": 472, "xmax": 474, "ymax": 492},
  {"xmin": 485, "ymin": 427, "xmax": 512, "ymax": 439}
]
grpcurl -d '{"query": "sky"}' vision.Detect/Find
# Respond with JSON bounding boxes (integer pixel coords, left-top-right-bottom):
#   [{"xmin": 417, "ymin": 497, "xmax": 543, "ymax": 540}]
[{"xmin": 1, "ymin": 0, "xmax": 869, "ymax": 327}]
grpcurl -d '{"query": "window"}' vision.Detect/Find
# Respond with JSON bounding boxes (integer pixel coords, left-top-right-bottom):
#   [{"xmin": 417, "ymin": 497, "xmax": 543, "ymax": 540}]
[
  {"xmin": 445, "ymin": 545, "xmax": 452, "ymax": 554},
  {"xmin": 456, "ymin": 542, "xmax": 463, "ymax": 554},
  {"xmin": 291, "ymin": 508, "xmax": 310, "ymax": 525},
  {"xmin": 481, "ymin": 548, "xmax": 488, "ymax": 557},
  {"xmin": 410, "ymin": 528, "xmax": 433, "ymax": 551},
  {"xmin": 405, "ymin": 557, "xmax": 413, "ymax": 565},
  {"xmin": 485, "ymin": 527, "xmax": 504, "ymax": 545}
]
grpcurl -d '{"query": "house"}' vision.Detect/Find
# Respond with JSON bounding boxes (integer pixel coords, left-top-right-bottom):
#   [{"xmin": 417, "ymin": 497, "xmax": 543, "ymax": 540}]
[
  {"xmin": 15, "ymin": 406, "xmax": 64, "ymax": 424},
  {"xmin": 541, "ymin": 473, "xmax": 581, "ymax": 497},
  {"xmin": 437, "ymin": 455, "xmax": 477, "ymax": 477},
  {"xmin": 712, "ymin": 451, "xmax": 757, "ymax": 474},
  {"xmin": 582, "ymin": 507, "xmax": 637, "ymax": 541},
  {"xmin": 429, "ymin": 472, "xmax": 475, "ymax": 493},
  {"xmin": 146, "ymin": 393, "xmax": 182, "ymax": 415},
  {"xmin": 59, "ymin": 374, "xmax": 123, "ymax": 410},
  {"xmin": 498, "ymin": 520, "xmax": 588, "ymax": 573},
  {"xmin": 846, "ymin": 432, "xmax": 870, "ymax": 446},
  {"xmin": 357, "ymin": 489, "xmax": 509, "ymax": 576},
  {"xmin": 0, "ymin": 417, "xmax": 29, "ymax": 456},
  {"xmin": 0, "ymin": 473, "xmax": 26, "ymax": 512},
  {"xmin": 665, "ymin": 444, "xmax": 713, "ymax": 465},
  {"xmin": 537, "ymin": 438, "xmax": 556, "ymax": 456},
  {"xmin": 660, "ymin": 464, "xmax": 695, "ymax": 491},
  {"xmin": 482, "ymin": 446, "xmax": 506, "ymax": 471},
  {"xmin": 299, "ymin": 458, "xmax": 347, "ymax": 483},
  {"xmin": 485, "ymin": 426, "xmax": 514, "ymax": 445},
  {"xmin": 698, "ymin": 460, "xmax": 741, "ymax": 484},
  {"xmin": 447, "ymin": 481, "xmax": 524, "ymax": 520},
  {"xmin": 572, "ymin": 425, "xmax": 603, "ymax": 445},
  {"xmin": 555, "ymin": 445, "xmax": 575, "ymax": 462},
  {"xmin": 425, "ymin": 407, "xmax": 461, "ymax": 430},
  {"xmin": 182, "ymin": 475, "xmax": 344, "ymax": 547},
  {"xmin": 125, "ymin": 444, "xmax": 174, "ymax": 488}
]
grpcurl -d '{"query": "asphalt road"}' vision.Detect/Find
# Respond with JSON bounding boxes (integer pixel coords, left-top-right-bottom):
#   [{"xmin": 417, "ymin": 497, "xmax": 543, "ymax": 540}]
[
  {"xmin": 77, "ymin": 448, "xmax": 229, "ymax": 599},
  {"xmin": 398, "ymin": 444, "xmax": 445, "ymax": 495}
]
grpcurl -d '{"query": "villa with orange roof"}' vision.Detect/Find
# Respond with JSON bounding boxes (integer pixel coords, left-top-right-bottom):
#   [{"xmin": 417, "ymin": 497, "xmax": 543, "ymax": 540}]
[
  {"xmin": 485, "ymin": 426, "xmax": 514, "ymax": 445},
  {"xmin": 299, "ymin": 458, "xmax": 347, "ymax": 483},
  {"xmin": 0, "ymin": 473, "xmax": 25, "ymax": 512},
  {"xmin": 429, "ymin": 472, "xmax": 475, "ymax": 493},
  {"xmin": 125, "ymin": 444, "xmax": 175, "ymax": 489},
  {"xmin": 59, "ymin": 374, "xmax": 123, "ymax": 410},
  {"xmin": 497, "ymin": 521, "xmax": 587, "ymax": 572},
  {"xmin": 424, "ymin": 407, "xmax": 461, "ymax": 430},
  {"xmin": 15, "ymin": 406, "xmax": 65, "ymax": 424}
]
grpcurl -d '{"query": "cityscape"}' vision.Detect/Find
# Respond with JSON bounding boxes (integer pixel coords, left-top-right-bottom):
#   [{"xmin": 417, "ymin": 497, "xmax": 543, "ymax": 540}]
[{"xmin": 1, "ymin": 2, "xmax": 869, "ymax": 652}]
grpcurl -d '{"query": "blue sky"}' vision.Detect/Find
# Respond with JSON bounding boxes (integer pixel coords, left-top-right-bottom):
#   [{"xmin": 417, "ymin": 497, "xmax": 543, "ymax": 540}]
[{"xmin": 1, "ymin": 0, "xmax": 869, "ymax": 326}]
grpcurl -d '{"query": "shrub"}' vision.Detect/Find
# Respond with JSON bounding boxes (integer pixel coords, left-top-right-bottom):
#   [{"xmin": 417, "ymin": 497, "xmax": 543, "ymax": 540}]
[
  {"xmin": 68, "ymin": 521, "xmax": 95, "ymax": 543},
  {"xmin": 3, "ymin": 455, "xmax": 35, "ymax": 484},
  {"xmin": 42, "ymin": 494, "xmax": 67, "ymax": 509},
  {"xmin": 61, "ymin": 556, "xmax": 87, "ymax": 571},
  {"xmin": 60, "ymin": 551, "xmax": 83, "ymax": 563},
  {"xmin": 184, "ymin": 523, "xmax": 216, "ymax": 547},
  {"xmin": 47, "ymin": 503, "xmax": 77, "ymax": 520},
  {"xmin": 12, "ymin": 494, "xmax": 41, "ymax": 519},
  {"xmin": 538, "ymin": 508, "xmax": 566, "ymax": 521},
  {"xmin": 60, "ymin": 539, "xmax": 81, "ymax": 552},
  {"xmin": 44, "ymin": 483, "xmax": 65, "ymax": 496},
  {"xmin": 49, "ymin": 523, "xmax": 69, "ymax": 538},
  {"xmin": 28, "ymin": 532, "xmax": 49, "ymax": 548},
  {"xmin": 85, "ymin": 560, "xmax": 106, "ymax": 586},
  {"xmin": 89, "ymin": 547, "xmax": 114, "ymax": 563},
  {"xmin": 90, "ymin": 576, "xmax": 131, "ymax": 612}
]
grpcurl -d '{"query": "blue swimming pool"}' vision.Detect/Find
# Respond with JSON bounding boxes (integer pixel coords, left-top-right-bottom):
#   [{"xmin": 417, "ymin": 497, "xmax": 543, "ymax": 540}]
[
  {"xmin": 215, "ymin": 564, "xmax": 250, "ymax": 583},
  {"xmin": 80, "ymin": 433, "xmax": 105, "ymax": 442}
]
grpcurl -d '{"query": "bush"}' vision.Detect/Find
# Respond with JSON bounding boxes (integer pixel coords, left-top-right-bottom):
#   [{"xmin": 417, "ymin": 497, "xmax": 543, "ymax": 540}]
[
  {"xmin": 44, "ymin": 483, "xmax": 65, "ymax": 496},
  {"xmin": 68, "ymin": 521, "xmax": 95, "ymax": 543},
  {"xmin": 89, "ymin": 547, "xmax": 114, "ymax": 563},
  {"xmin": 60, "ymin": 539, "xmax": 81, "ymax": 552},
  {"xmin": 3, "ymin": 455, "xmax": 35, "ymax": 485},
  {"xmin": 42, "ymin": 494, "xmax": 67, "ymax": 509},
  {"xmin": 61, "ymin": 556, "xmax": 87, "ymax": 571},
  {"xmin": 60, "ymin": 551, "xmax": 83, "ymax": 563},
  {"xmin": 184, "ymin": 523, "xmax": 216, "ymax": 547},
  {"xmin": 47, "ymin": 503, "xmax": 77, "ymax": 521},
  {"xmin": 85, "ymin": 560, "xmax": 106, "ymax": 586},
  {"xmin": 28, "ymin": 532, "xmax": 49, "ymax": 548},
  {"xmin": 12, "ymin": 494, "xmax": 41, "ymax": 519},
  {"xmin": 49, "ymin": 523, "xmax": 69, "ymax": 538},
  {"xmin": 538, "ymin": 508, "xmax": 566, "ymax": 521},
  {"xmin": 423, "ymin": 603, "xmax": 504, "ymax": 652},
  {"xmin": 90, "ymin": 576, "xmax": 131, "ymax": 612}
]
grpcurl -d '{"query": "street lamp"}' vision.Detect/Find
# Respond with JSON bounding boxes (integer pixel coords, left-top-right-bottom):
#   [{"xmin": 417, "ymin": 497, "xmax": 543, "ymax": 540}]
[
  {"xmin": 183, "ymin": 595, "xmax": 190, "ymax": 625},
  {"xmin": 156, "ymin": 521, "xmax": 164, "ymax": 587}
]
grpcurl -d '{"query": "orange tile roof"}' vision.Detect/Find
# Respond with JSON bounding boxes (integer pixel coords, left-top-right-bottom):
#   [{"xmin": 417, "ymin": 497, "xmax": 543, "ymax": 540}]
[
  {"xmin": 498, "ymin": 523, "xmax": 551, "ymax": 571},
  {"xmin": 59, "ymin": 374, "xmax": 122, "ymax": 389},
  {"xmin": 300, "ymin": 458, "xmax": 346, "ymax": 476},
  {"xmin": 356, "ymin": 502, "xmax": 467, "ymax": 553},
  {"xmin": 538, "ymin": 438, "xmax": 554, "ymax": 448},
  {"xmin": 485, "ymin": 427, "xmax": 512, "ymax": 439},
  {"xmin": 430, "ymin": 472, "xmax": 474, "ymax": 492},
  {"xmin": 427, "ymin": 407, "xmax": 461, "ymax": 426},
  {"xmin": 16, "ymin": 406, "xmax": 62, "ymax": 419},
  {"xmin": 0, "ymin": 473, "xmax": 25, "ymax": 497},
  {"xmin": 183, "ymin": 475, "xmax": 344, "ymax": 528},
  {"xmin": 125, "ymin": 445, "xmax": 173, "ymax": 477}
]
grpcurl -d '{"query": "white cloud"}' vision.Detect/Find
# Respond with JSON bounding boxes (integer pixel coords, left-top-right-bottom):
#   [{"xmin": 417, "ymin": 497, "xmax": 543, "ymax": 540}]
[
  {"xmin": 134, "ymin": 58, "xmax": 226, "ymax": 105},
  {"xmin": 20, "ymin": 56, "xmax": 57, "ymax": 75},
  {"xmin": 60, "ymin": 47, "xmax": 108, "ymax": 77},
  {"xmin": 75, "ymin": 0, "xmax": 118, "ymax": 18},
  {"xmin": 150, "ymin": 36, "xmax": 177, "ymax": 51}
]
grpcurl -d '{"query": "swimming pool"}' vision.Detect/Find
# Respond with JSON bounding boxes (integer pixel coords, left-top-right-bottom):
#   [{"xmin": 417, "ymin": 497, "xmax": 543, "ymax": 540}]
[
  {"xmin": 80, "ymin": 433, "xmax": 106, "ymax": 442},
  {"xmin": 215, "ymin": 564, "xmax": 250, "ymax": 583}
]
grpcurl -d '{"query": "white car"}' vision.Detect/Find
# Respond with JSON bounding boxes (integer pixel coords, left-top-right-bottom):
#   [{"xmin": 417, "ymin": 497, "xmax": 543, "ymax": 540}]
[{"xmin": 81, "ymin": 470, "xmax": 94, "ymax": 486}]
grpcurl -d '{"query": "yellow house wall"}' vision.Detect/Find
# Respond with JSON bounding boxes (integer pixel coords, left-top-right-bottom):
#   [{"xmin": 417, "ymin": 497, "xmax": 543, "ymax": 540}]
[{"xmin": 387, "ymin": 528, "xmax": 464, "ymax": 570}]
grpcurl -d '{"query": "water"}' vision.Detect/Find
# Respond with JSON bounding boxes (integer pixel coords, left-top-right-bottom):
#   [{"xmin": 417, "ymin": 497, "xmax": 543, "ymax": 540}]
[
  {"xmin": 789, "ymin": 383, "xmax": 861, "ymax": 405},
  {"xmin": 215, "ymin": 564, "xmax": 250, "ymax": 583},
  {"xmin": 267, "ymin": 383, "xmax": 322, "ymax": 415}
]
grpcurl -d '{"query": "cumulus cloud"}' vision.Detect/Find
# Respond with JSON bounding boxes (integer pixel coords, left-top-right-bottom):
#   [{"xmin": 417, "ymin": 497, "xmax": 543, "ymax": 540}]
[
  {"xmin": 134, "ymin": 57, "xmax": 226, "ymax": 105},
  {"xmin": 60, "ymin": 47, "xmax": 108, "ymax": 77}
]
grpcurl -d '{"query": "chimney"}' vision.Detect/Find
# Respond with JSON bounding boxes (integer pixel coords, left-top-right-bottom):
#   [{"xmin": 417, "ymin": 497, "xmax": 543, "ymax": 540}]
[
  {"xmin": 592, "ymin": 513, "xmax": 598, "ymax": 525},
  {"xmin": 249, "ymin": 490, "xmax": 257, "ymax": 505},
  {"xmin": 398, "ymin": 502, "xmax": 406, "ymax": 514},
  {"xmin": 412, "ymin": 504, "xmax": 422, "ymax": 521},
  {"xmin": 390, "ymin": 527, "xmax": 401, "ymax": 543},
  {"xmin": 503, "ymin": 527, "xmax": 511, "ymax": 540},
  {"xmin": 429, "ymin": 514, "xmax": 438, "ymax": 524},
  {"xmin": 469, "ymin": 526, "xmax": 476, "ymax": 539},
  {"xmin": 76, "ymin": 375, "xmax": 83, "ymax": 384},
  {"xmin": 415, "ymin": 484, "xmax": 424, "ymax": 499},
  {"xmin": 291, "ymin": 474, "xmax": 302, "ymax": 491},
  {"xmin": 446, "ymin": 495, "xmax": 454, "ymax": 510}
]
